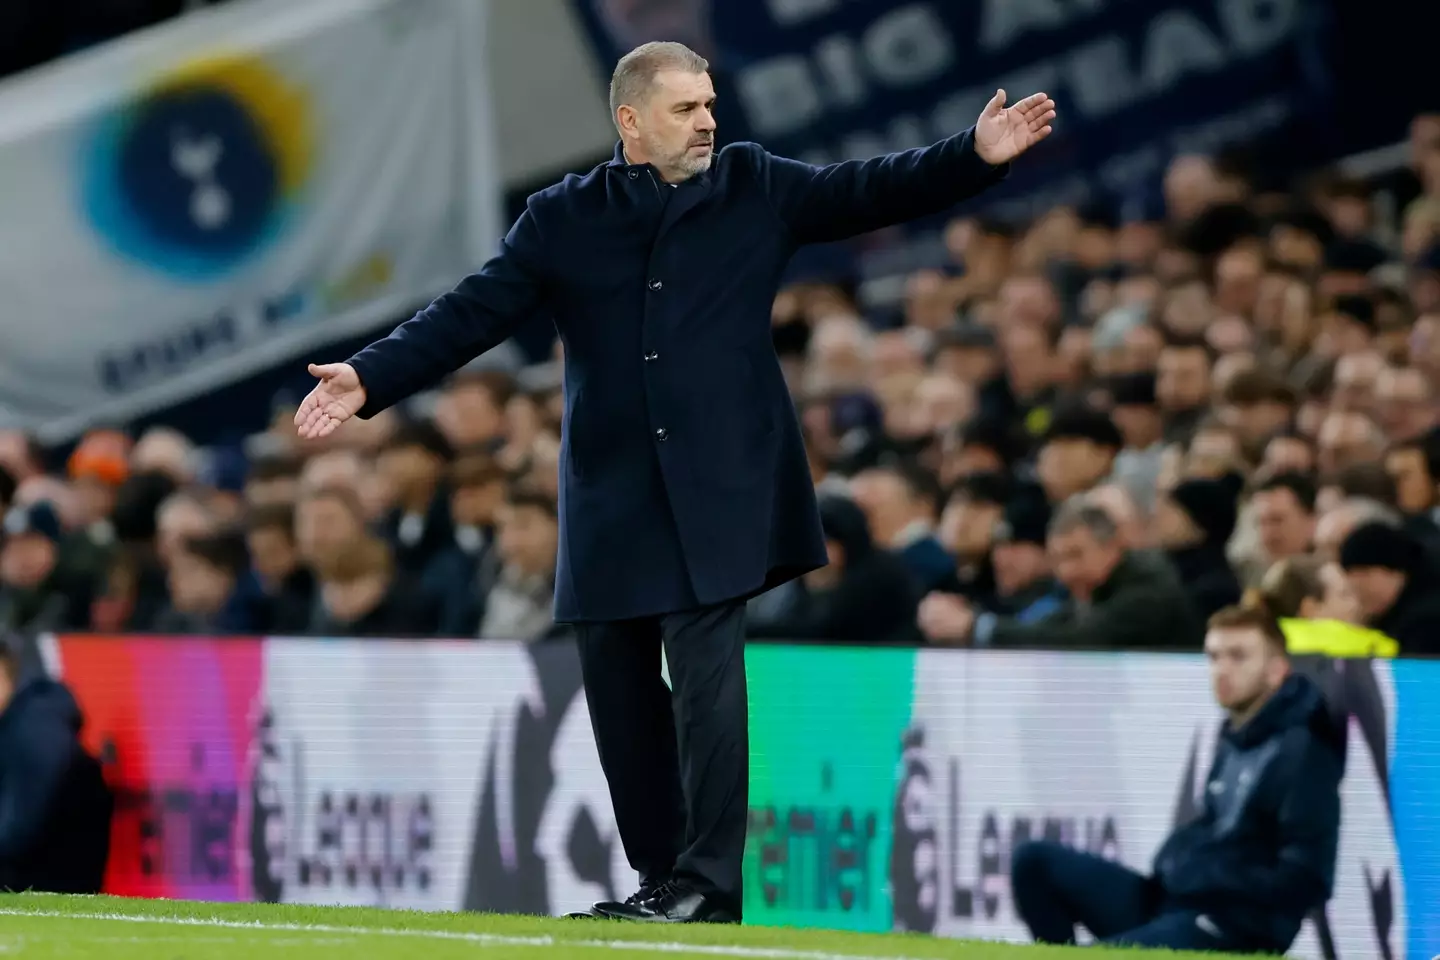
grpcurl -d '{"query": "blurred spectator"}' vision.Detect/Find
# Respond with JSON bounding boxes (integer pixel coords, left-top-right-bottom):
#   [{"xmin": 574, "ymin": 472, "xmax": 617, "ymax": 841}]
[
  {"xmin": 1249, "ymin": 472, "xmax": 1318, "ymax": 575},
  {"xmin": 245, "ymin": 505, "xmax": 313, "ymax": 634},
  {"xmin": 479, "ymin": 485, "xmax": 561, "ymax": 641},
  {"xmin": 985, "ymin": 493, "xmax": 1064, "ymax": 621},
  {"xmin": 0, "ymin": 643, "xmax": 111, "ymax": 894},
  {"xmin": 130, "ymin": 427, "xmax": 195, "ymax": 486},
  {"xmin": 311, "ymin": 537, "xmax": 438, "ymax": 638},
  {"xmin": 155, "ymin": 491, "xmax": 217, "ymax": 571},
  {"xmin": 295, "ymin": 486, "xmax": 368, "ymax": 574},
  {"xmin": 849, "ymin": 462, "xmax": 951, "ymax": 593},
  {"xmin": 1386, "ymin": 432, "xmax": 1440, "ymax": 522},
  {"xmin": 749, "ymin": 494, "xmax": 917, "ymax": 644},
  {"xmin": 376, "ymin": 421, "xmax": 455, "ymax": 578},
  {"xmin": 1036, "ymin": 407, "xmax": 1123, "ymax": 505},
  {"xmin": 434, "ymin": 369, "xmax": 514, "ymax": 455},
  {"xmin": 1217, "ymin": 368, "xmax": 1298, "ymax": 463},
  {"xmin": 61, "ymin": 429, "xmax": 129, "ymax": 605},
  {"xmin": 1314, "ymin": 497, "xmax": 1401, "ymax": 563},
  {"xmin": 156, "ymin": 531, "xmax": 255, "ymax": 634},
  {"xmin": 1257, "ymin": 555, "xmax": 1396, "ymax": 657},
  {"xmin": 1156, "ymin": 337, "xmax": 1212, "ymax": 444},
  {"xmin": 1083, "ymin": 483, "xmax": 1147, "ymax": 552},
  {"xmin": 1108, "ymin": 372, "xmax": 1164, "ymax": 512},
  {"xmin": 0, "ymin": 431, "xmax": 45, "ymax": 486},
  {"xmin": 1156, "ymin": 473, "xmax": 1244, "ymax": 620},
  {"xmin": 934, "ymin": 471, "xmax": 1008, "ymax": 605},
  {"xmin": 919, "ymin": 498, "xmax": 1201, "ymax": 649},
  {"xmin": 0, "ymin": 502, "xmax": 87, "ymax": 632},
  {"xmin": 1338, "ymin": 521, "xmax": 1440, "ymax": 654},
  {"xmin": 428, "ymin": 456, "xmax": 506, "ymax": 635},
  {"xmin": 244, "ymin": 454, "xmax": 302, "ymax": 508}
]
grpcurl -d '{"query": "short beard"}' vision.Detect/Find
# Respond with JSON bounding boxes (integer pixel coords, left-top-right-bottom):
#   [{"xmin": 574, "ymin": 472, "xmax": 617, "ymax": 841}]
[{"xmin": 667, "ymin": 147, "xmax": 712, "ymax": 181}]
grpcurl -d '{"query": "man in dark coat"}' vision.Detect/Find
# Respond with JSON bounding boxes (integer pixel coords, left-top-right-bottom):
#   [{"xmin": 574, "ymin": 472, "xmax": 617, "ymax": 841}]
[
  {"xmin": 1012, "ymin": 604, "xmax": 1341, "ymax": 953},
  {"xmin": 295, "ymin": 41, "xmax": 1054, "ymax": 923},
  {"xmin": 0, "ymin": 644, "xmax": 113, "ymax": 893}
]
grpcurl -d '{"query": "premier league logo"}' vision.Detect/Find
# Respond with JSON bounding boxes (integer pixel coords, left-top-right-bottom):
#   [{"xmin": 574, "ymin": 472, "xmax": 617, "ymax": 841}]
[
  {"xmin": 81, "ymin": 55, "xmax": 313, "ymax": 281},
  {"xmin": 890, "ymin": 724, "xmax": 940, "ymax": 934}
]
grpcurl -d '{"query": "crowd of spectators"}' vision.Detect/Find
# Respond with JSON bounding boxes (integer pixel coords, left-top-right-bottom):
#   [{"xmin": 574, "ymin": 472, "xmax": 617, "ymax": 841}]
[{"xmin": 3, "ymin": 113, "xmax": 1440, "ymax": 650}]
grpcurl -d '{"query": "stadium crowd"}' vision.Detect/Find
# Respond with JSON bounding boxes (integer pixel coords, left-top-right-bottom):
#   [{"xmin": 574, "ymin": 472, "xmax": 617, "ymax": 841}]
[{"xmin": 3, "ymin": 113, "xmax": 1440, "ymax": 651}]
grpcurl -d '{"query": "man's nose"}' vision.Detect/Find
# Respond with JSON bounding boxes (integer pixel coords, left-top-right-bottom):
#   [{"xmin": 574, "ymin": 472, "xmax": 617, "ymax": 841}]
[{"xmin": 696, "ymin": 108, "xmax": 716, "ymax": 132}]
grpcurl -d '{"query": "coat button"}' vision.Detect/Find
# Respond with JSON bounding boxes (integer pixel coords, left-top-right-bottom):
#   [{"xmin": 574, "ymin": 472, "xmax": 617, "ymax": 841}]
[
  {"xmin": 655, "ymin": 427, "xmax": 668, "ymax": 441},
  {"xmin": 628, "ymin": 169, "xmax": 639, "ymax": 180},
  {"xmin": 644, "ymin": 351, "xmax": 658, "ymax": 361},
  {"xmin": 648, "ymin": 279, "xmax": 663, "ymax": 292}
]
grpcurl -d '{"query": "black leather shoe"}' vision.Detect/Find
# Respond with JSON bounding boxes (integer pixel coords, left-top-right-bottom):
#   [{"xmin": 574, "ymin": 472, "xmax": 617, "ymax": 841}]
[
  {"xmin": 578, "ymin": 879, "xmax": 667, "ymax": 919},
  {"xmin": 594, "ymin": 881, "xmax": 740, "ymax": 924}
]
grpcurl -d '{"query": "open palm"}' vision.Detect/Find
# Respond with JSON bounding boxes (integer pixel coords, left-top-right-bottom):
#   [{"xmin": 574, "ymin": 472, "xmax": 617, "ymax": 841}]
[
  {"xmin": 294, "ymin": 362, "xmax": 367, "ymax": 440},
  {"xmin": 974, "ymin": 89, "xmax": 1056, "ymax": 165}
]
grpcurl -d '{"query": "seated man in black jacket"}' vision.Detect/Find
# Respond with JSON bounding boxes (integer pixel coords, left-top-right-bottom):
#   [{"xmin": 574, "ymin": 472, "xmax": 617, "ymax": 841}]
[
  {"xmin": 1011, "ymin": 602, "xmax": 1342, "ymax": 953},
  {"xmin": 0, "ymin": 643, "xmax": 112, "ymax": 892}
]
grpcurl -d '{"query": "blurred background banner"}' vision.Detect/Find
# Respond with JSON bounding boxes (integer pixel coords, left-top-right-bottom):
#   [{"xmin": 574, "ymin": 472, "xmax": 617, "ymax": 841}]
[
  {"xmin": 569, "ymin": 0, "xmax": 1336, "ymax": 219},
  {"xmin": 0, "ymin": 0, "xmax": 498, "ymax": 440}
]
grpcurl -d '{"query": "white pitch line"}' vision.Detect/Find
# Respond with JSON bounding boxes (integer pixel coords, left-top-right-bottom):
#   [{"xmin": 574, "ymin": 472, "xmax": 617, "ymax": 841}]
[{"xmin": 0, "ymin": 908, "xmax": 939, "ymax": 960}]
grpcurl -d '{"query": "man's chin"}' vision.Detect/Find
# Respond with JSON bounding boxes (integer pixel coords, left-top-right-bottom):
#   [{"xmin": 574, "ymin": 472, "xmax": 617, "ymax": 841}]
[{"xmin": 677, "ymin": 153, "xmax": 713, "ymax": 178}]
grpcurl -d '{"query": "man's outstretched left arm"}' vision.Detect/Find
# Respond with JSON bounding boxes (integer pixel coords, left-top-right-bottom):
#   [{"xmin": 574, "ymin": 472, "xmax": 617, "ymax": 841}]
[{"xmin": 758, "ymin": 89, "xmax": 1054, "ymax": 246}]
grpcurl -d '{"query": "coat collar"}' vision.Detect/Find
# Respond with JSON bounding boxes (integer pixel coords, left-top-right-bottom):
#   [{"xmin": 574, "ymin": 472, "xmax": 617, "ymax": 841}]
[{"xmin": 607, "ymin": 140, "xmax": 712, "ymax": 188}]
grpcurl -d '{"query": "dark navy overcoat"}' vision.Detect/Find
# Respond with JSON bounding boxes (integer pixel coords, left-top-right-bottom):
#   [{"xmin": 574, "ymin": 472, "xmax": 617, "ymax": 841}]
[{"xmin": 347, "ymin": 128, "xmax": 1007, "ymax": 622}]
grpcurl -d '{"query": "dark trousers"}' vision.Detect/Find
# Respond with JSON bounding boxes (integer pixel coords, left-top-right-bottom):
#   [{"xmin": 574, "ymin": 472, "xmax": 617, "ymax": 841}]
[
  {"xmin": 1011, "ymin": 841, "xmax": 1242, "ymax": 952},
  {"xmin": 576, "ymin": 599, "xmax": 748, "ymax": 915}
]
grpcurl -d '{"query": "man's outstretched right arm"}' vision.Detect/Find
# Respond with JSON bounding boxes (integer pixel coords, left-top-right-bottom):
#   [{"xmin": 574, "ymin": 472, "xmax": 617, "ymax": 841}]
[{"xmin": 347, "ymin": 205, "xmax": 547, "ymax": 419}]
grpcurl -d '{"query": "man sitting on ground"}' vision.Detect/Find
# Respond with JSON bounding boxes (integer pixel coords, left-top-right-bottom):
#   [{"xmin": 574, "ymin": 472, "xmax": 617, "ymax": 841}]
[{"xmin": 1010, "ymin": 601, "xmax": 1342, "ymax": 953}]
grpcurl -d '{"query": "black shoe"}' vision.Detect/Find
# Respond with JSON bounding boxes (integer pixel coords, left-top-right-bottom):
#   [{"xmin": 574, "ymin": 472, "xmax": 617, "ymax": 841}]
[
  {"xmin": 583, "ymin": 879, "xmax": 667, "ymax": 919},
  {"xmin": 594, "ymin": 880, "xmax": 740, "ymax": 924}
]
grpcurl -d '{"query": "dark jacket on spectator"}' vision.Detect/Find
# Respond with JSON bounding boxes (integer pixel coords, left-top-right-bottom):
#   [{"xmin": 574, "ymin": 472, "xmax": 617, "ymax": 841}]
[
  {"xmin": 749, "ymin": 496, "xmax": 918, "ymax": 644},
  {"xmin": 1167, "ymin": 542, "xmax": 1242, "ymax": 623},
  {"xmin": 426, "ymin": 526, "xmax": 502, "ymax": 636},
  {"xmin": 154, "ymin": 570, "xmax": 266, "ymax": 636},
  {"xmin": 383, "ymin": 489, "xmax": 455, "ymax": 579},
  {"xmin": 898, "ymin": 533, "xmax": 957, "ymax": 595},
  {"xmin": 255, "ymin": 568, "xmax": 316, "ymax": 635},
  {"xmin": 1152, "ymin": 674, "xmax": 1342, "ymax": 953},
  {"xmin": 309, "ymin": 575, "xmax": 440, "ymax": 638},
  {"xmin": 0, "ymin": 572, "xmax": 88, "ymax": 634},
  {"xmin": 981, "ymin": 549, "xmax": 1203, "ymax": 649},
  {"xmin": 346, "ymin": 130, "xmax": 1007, "ymax": 622},
  {"xmin": 0, "ymin": 677, "xmax": 112, "ymax": 893},
  {"xmin": 1371, "ymin": 570, "xmax": 1440, "ymax": 656}
]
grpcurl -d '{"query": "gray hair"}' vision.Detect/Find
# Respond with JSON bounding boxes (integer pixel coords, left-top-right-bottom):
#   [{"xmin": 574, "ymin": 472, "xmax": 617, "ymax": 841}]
[
  {"xmin": 1049, "ymin": 496, "xmax": 1121, "ymax": 544},
  {"xmin": 609, "ymin": 42, "xmax": 709, "ymax": 133}
]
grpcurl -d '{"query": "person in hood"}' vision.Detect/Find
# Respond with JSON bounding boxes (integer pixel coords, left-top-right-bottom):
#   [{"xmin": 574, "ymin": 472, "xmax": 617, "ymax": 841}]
[
  {"xmin": 1012, "ymin": 601, "xmax": 1341, "ymax": 952},
  {"xmin": 1339, "ymin": 520, "xmax": 1440, "ymax": 655},
  {"xmin": 0, "ymin": 643, "xmax": 112, "ymax": 893},
  {"xmin": 747, "ymin": 494, "xmax": 918, "ymax": 644},
  {"xmin": 1155, "ymin": 472, "xmax": 1244, "ymax": 620}
]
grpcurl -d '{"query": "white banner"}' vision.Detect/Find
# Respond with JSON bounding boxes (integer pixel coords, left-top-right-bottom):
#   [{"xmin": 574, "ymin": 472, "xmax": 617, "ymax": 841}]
[
  {"xmin": 253, "ymin": 639, "xmax": 542, "ymax": 911},
  {"xmin": 0, "ymin": 0, "xmax": 498, "ymax": 439},
  {"xmin": 901, "ymin": 651, "xmax": 1404, "ymax": 960}
]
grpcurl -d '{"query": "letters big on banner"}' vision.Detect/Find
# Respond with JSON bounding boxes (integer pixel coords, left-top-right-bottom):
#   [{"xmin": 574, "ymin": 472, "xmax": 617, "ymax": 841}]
[{"xmin": 568, "ymin": 0, "xmax": 1334, "ymax": 220}]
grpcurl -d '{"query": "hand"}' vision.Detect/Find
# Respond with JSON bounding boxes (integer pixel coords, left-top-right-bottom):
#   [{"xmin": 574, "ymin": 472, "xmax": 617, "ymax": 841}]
[
  {"xmin": 294, "ymin": 363, "xmax": 367, "ymax": 440},
  {"xmin": 974, "ymin": 89, "xmax": 1056, "ymax": 165},
  {"xmin": 917, "ymin": 592, "xmax": 975, "ymax": 645}
]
